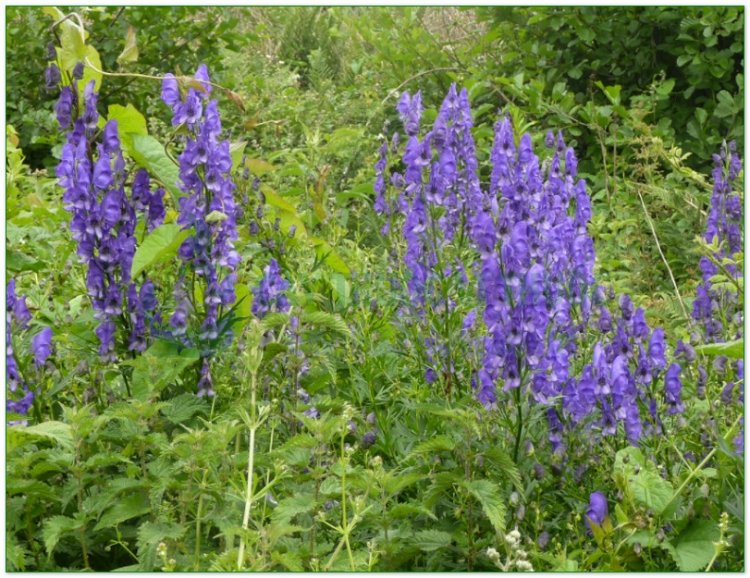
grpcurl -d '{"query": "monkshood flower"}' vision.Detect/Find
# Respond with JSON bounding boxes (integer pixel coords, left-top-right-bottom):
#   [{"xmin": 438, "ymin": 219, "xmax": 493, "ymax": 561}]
[
  {"xmin": 6, "ymin": 281, "xmax": 55, "ymax": 424},
  {"xmin": 31, "ymin": 327, "xmax": 53, "ymax": 368},
  {"xmin": 585, "ymin": 491, "xmax": 608, "ymax": 530},
  {"xmin": 251, "ymin": 258, "xmax": 290, "ymax": 319},
  {"xmin": 162, "ymin": 65, "xmax": 240, "ymax": 358},
  {"xmin": 693, "ymin": 141, "xmax": 743, "ymax": 342}
]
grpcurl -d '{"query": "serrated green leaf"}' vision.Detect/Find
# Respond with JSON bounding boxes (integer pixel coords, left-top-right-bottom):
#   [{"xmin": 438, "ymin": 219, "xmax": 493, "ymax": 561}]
[
  {"xmin": 300, "ymin": 310, "xmax": 351, "ymax": 338},
  {"xmin": 272, "ymin": 493, "xmax": 317, "ymax": 524},
  {"xmin": 127, "ymin": 340, "xmax": 200, "ymax": 400},
  {"xmin": 42, "ymin": 515, "xmax": 83, "ymax": 555},
  {"xmin": 411, "ymin": 529, "xmax": 453, "ymax": 552},
  {"xmin": 136, "ymin": 521, "xmax": 185, "ymax": 571},
  {"xmin": 131, "ymin": 223, "xmax": 190, "ymax": 279},
  {"xmin": 18, "ymin": 421, "xmax": 74, "ymax": 450},
  {"xmin": 463, "ymin": 479, "xmax": 507, "ymax": 534},
  {"xmin": 130, "ymin": 135, "xmax": 181, "ymax": 200},
  {"xmin": 671, "ymin": 520, "xmax": 719, "ymax": 571},
  {"xmin": 409, "ymin": 435, "xmax": 455, "ymax": 459},
  {"xmin": 160, "ymin": 393, "xmax": 209, "ymax": 424},
  {"xmin": 271, "ymin": 550, "xmax": 304, "ymax": 571},
  {"xmin": 94, "ymin": 492, "xmax": 150, "ymax": 531}
]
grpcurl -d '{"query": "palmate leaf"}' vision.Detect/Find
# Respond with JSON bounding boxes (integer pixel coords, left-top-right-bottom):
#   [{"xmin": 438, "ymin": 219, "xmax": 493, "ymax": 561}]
[
  {"xmin": 462, "ymin": 479, "xmax": 507, "ymax": 534},
  {"xmin": 300, "ymin": 310, "xmax": 351, "ymax": 338},
  {"xmin": 271, "ymin": 493, "xmax": 317, "ymax": 524}
]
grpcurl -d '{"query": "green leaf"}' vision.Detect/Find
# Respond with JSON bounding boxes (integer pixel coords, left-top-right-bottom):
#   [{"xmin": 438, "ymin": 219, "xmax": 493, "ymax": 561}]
[
  {"xmin": 160, "ymin": 393, "xmax": 209, "ymax": 424},
  {"xmin": 131, "ymin": 223, "xmax": 190, "ymax": 279},
  {"xmin": 409, "ymin": 435, "xmax": 455, "ymax": 458},
  {"xmin": 107, "ymin": 104, "xmax": 147, "ymax": 155},
  {"xmin": 311, "ymin": 237, "xmax": 350, "ymax": 276},
  {"xmin": 630, "ymin": 469, "xmax": 674, "ymax": 515},
  {"xmin": 94, "ymin": 492, "xmax": 150, "ymax": 531},
  {"xmin": 116, "ymin": 26, "xmax": 138, "ymax": 65},
  {"xmin": 695, "ymin": 339, "xmax": 743, "ymax": 359},
  {"xmin": 271, "ymin": 493, "xmax": 317, "ymax": 524},
  {"xmin": 411, "ymin": 529, "xmax": 453, "ymax": 552},
  {"xmin": 245, "ymin": 158, "xmax": 275, "ymax": 176},
  {"xmin": 42, "ymin": 515, "xmax": 83, "ymax": 555},
  {"xmin": 671, "ymin": 520, "xmax": 719, "ymax": 571},
  {"xmin": 18, "ymin": 421, "xmax": 74, "ymax": 450},
  {"xmin": 136, "ymin": 521, "xmax": 185, "ymax": 571},
  {"xmin": 128, "ymin": 340, "xmax": 200, "ymax": 400},
  {"xmin": 462, "ymin": 479, "xmax": 507, "ymax": 534},
  {"xmin": 129, "ymin": 134, "xmax": 181, "ymax": 200},
  {"xmin": 300, "ymin": 310, "xmax": 351, "ymax": 338},
  {"xmin": 230, "ymin": 141, "xmax": 247, "ymax": 171},
  {"xmin": 271, "ymin": 551, "xmax": 304, "ymax": 572}
]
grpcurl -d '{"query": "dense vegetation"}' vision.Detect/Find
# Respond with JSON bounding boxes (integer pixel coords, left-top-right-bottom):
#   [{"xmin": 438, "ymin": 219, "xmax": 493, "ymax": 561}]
[{"xmin": 5, "ymin": 6, "xmax": 744, "ymax": 572}]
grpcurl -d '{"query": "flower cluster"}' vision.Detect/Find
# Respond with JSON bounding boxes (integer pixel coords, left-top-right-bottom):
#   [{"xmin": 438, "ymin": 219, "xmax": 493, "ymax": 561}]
[
  {"xmin": 561, "ymin": 294, "xmax": 682, "ymax": 448},
  {"xmin": 471, "ymin": 121, "xmax": 595, "ymax": 409},
  {"xmin": 692, "ymin": 141, "xmax": 743, "ymax": 342},
  {"xmin": 6, "ymin": 280, "xmax": 54, "ymax": 424},
  {"xmin": 161, "ymin": 65, "xmax": 240, "ymax": 394},
  {"xmin": 376, "ymin": 85, "xmax": 685, "ymax": 451},
  {"xmin": 251, "ymin": 259, "xmax": 290, "ymax": 319},
  {"xmin": 692, "ymin": 141, "xmax": 744, "ymax": 454},
  {"xmin": 56, "ymin": 80, "xmax": 161, "ymax": 360}
]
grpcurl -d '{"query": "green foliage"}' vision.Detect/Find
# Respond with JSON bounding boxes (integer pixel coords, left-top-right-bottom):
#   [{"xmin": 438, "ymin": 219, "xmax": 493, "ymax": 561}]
[{"xmin": 5, "ymin": 6, "xmax": 744, "ymax": 573}]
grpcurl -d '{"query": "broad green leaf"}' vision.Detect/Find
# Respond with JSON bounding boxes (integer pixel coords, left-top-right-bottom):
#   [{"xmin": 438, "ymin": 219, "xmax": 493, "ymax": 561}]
[
  {"xmin": 128, "ymin": 340, "xmax": 200, "ymax": 400},
  {"xmin": 136, "ymin": 521, "xmax": 186, "ymax": 571},
  {"xmin": 264, "ymin": 188, "xmax": 297, "ymax": 213},
  {"xmin": 18, "ymin": 421, "xmax": 74, "ymax": 450},
  {"xmin": 116, "ymin": 26, "xmax": 138, "ymax": 65},
  {"xmin": 94, "ymin": 492, "xmax": 150, "ymax": 531},
  {"xmin": 230, "ymin": 141, "xmax": 247, "ymax": 171},
  {"xmin": 463, "ymin": 479, "xmax": 507, "ymax": 534},
  {"xmin": 411, "ymin": 529, "xmax": 452, "ymax": 552},
  {"xmin": 245, "ymin": 158, "xmax": 275, "ymax": 176},
  {"xmin": 160, "ymin": 393, "xmax": 209, "ymax": 424},
  {"xmin": 695, "ymin": 339, "xmax": 743, "ymax": 359},
  {"xmin": 671, "ymin": 520, "xmax": 719, "ymax": 571},
  {"xmin": 107, "ymin": 104, "xmax": 147, "ymax": 155},
  {"xmin": 630, "ymin": 469, "xmax": 674, "ymax": 515},
  {"xmin": 130, "ymin": 135, "xmax": 181, "ymax": 200},
  {"xmin": 131, "ymin": 223, "xmax": 189, "ymax": 279},
  {"xmin": 271, "ymin": 493, "xmax": 317, "ymax": 524},
  {"xmin": 311, "ymin": 237, "xmax": 350, "ymax": 276},
  {"xmin": 42, "ymin": 515, "xmax": 83, "ymax": 555}
]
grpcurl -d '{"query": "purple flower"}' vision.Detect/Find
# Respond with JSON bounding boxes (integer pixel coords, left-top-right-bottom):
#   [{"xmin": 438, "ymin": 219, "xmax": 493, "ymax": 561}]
[
  {"xmin": 586, "ymin": 491, "xmax": 608, "ymax": 529},
  {"xmin": 31, "ymin": 327, "xmax": 53, "ymax": 368},
  {"xmin": 45, "ymin": 64, "xmax": 61, "ymax": 91},
  {"xmin": 55, "ymin": 87, "xmax": 75, "ymax": 129},
  {"xmin": 252, "ymin": 258, "xmax": 290, "ymax": 318},
  {"xmin": 664, "ymin": 363, "xmax": 684, "ymax": 414}
]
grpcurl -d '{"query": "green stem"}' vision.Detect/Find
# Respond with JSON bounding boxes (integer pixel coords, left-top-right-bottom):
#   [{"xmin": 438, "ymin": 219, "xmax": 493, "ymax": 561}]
[{"xmin": 237, "ymin": 369, "xmax": 258, "ymax": 570}]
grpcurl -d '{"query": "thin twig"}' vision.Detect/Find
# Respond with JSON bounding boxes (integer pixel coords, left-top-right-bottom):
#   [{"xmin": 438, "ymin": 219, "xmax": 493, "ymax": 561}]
[
  {"xmin": 635, "ymin": 189, "xmax": 690, "ymax": 322},
  {"xmin": 381, "ymin": 67, "xmax": 462, "ymax": 107}
]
